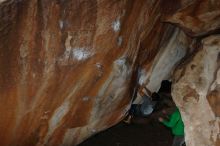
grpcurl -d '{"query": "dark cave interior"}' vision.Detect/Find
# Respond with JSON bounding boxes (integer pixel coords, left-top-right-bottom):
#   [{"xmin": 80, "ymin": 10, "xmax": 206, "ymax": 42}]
[{"xmin": 79, "ymin": 80, "xmax": 175, "ymax": 146}]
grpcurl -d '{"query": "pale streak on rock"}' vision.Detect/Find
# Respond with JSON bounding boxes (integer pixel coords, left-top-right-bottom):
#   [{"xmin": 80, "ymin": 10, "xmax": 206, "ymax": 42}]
[
  {"xmin": 117, "ymin": 36, "xmax": 123, "ymax": 46},
  {"xmin": 90, "ymin": 57, "xmax": 131, "ymax": 122},
  {"xmin": 138, "ymin": 28, "xmax": 188, "ymax": 92},
  {"xmin": 138, "ymin": 69, "xmax": 147, "ymax": 86},
  {"xmin": 0, "ymin": 0, "xmax": 7, "ymax": 3},
  {"xmin": 61, "ymin": 128, "xmax": 80, "ymax": 146},
  {"xmin": 47, "ymin": 101, "xmax": 70, "ymax": 138},
  {"xmin": 63, "ymin": 32, "xmax": 72, "ymax": 60},
  {"xmin": 43, "ymin": 84, "xmax": 81, "ymax": 144},
  {"xmin": 148, "ymin": 30, "xmax": 187, "ymax": 91},
  {"xmin": 16, "ymin": 0, "xmax": 37, "ymax": 134},
  {"xmin": 59, "ymin": 20, "xmax": 64, "ymax": 29},
  {"xmin": 31, "ymin": 31, "xmax": 56, "ymax": 110}
]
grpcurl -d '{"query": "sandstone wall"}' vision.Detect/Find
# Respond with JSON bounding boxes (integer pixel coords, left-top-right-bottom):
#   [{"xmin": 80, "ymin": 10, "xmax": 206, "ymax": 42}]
[
  {"xmin": 0, "ymin": 0, "xmax": 219, "ymax": 146},
  {"xmin": 172, "ymin": 35, "xmax": 220, "ymax": 146}
]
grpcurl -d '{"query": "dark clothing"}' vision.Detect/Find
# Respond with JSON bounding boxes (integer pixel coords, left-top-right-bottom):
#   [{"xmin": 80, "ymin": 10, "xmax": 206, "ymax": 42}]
[
  {"xmin": 129, "ymin": 95, "xmax": 157, "ymax": 117},
  {"xmin": 140, "ymin": 95, "xmax": 156, "ymax": 116},
  {"xmin": 129, "ymin": 104, "xmax": 142, "ymax": 117},
  {"xmin": 172, "ymin": 136, "xmax": 185, "ymax": 146}
]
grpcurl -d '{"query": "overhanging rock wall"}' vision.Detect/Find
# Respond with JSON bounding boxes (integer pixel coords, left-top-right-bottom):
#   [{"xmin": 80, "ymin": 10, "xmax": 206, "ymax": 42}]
[{"xmin": 0, "ymin": 0, "xmax": 219, "ymax": 146}]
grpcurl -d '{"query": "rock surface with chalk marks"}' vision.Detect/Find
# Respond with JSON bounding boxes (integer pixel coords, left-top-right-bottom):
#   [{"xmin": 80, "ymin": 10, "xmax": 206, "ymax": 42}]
[{"xmin": 0, "ymin": 0, "xmax": 219, "ymax": 146}]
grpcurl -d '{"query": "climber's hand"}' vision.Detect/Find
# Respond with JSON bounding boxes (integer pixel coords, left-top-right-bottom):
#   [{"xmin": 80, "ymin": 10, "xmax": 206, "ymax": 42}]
[{"xmin": 158, "ymin": 117, "xmax": 164, "ymax": 122}]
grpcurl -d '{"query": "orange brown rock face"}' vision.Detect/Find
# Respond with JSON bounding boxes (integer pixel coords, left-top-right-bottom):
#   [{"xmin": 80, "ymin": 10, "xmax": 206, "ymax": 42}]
[
  {"xmin": 165, "ymin": 0, "xmax": 220, "ymax": 37},
  {"xmin": 0, "ymin": 0, "xmax": 162, "ymax": 145},
  {"xmin": 0, "ymin": 0, "xmax": 219, "ymax": 146}
]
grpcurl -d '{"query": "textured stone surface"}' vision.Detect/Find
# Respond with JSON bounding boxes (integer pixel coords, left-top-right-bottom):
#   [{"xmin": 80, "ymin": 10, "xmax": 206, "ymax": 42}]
[
  {"xmin": 138, "ymin": 28, "xmax": 190, "ymax": 91},
  {"xmin": 133, "ymin": 28, "xmax": 192, "ymax": 103},
  {"xmin": 0, "ymin": 0, "xmax": 220, "ymax": 146},
  {"xmin": 165, "ymin": 0, "xmax": 220, "ymax": 36},
  {"xmin": 172, "ymin": 35, "xmax": 220, "ymax": 146},
  {"xmin": 0, "ymin": 0, "xmax": 176, "ymax": 146}
]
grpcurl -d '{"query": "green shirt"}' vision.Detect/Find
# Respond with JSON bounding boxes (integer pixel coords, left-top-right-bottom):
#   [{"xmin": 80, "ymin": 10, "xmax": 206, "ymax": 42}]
[{"xmin": 162, "ymin": 108, "xmax": 184, "ymax": 136}]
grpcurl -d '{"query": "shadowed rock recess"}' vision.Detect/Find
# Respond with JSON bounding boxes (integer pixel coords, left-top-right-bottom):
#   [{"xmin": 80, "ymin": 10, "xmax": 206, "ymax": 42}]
[{"xmin": 0, "ymin": 0, "xmax": 219, "ymax": 146}]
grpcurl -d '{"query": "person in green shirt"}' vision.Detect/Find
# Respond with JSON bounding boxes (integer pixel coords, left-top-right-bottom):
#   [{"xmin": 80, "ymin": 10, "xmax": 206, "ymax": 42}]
[{"xmin": 159, "ymin": 107, "xmax": 185, "ymax": 146}]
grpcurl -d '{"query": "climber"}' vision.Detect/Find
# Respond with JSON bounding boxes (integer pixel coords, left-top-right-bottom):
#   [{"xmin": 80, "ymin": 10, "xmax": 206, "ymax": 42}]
[
  {"xmin": 156, "ymin": 80, "xmax": 175, "ymax": 111},
  {"xmin": 159, "ymin": 107, "xmax": 185, "ymax": 146},
  {"xmin": 124, "ymin": 86, "xmax": 160, "ymax": 124}
]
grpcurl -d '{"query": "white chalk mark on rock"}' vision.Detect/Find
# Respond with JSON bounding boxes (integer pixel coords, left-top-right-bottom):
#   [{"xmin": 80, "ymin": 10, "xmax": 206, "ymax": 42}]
[
  {"xmin": 59, "ymin": 20, "xmax": 64, "ymax": 29},
  {"xmin": 82, "ymin": 96, "xmax": 89, "ymax": 101},
  {"xmin": 91, "ymin": 129, "xmax": 96, "ymax": 133},
  {"xmin": 95, "ymin": 62, "xmax": 102, "ymax": 69},
  {"xmin": 72, "ymin": 48, "xmax": 93, "ymax": 61},
  {"xmin": 117, "ymin": 36, "xmax": 123, "ymax": 46},
  {"xmin": 112, "ymin": 19, "xmax": 121, "ymax": 32},
  {"xmin": 59, "ymin": 33, "xmax": 94, "ymax": 64}
]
